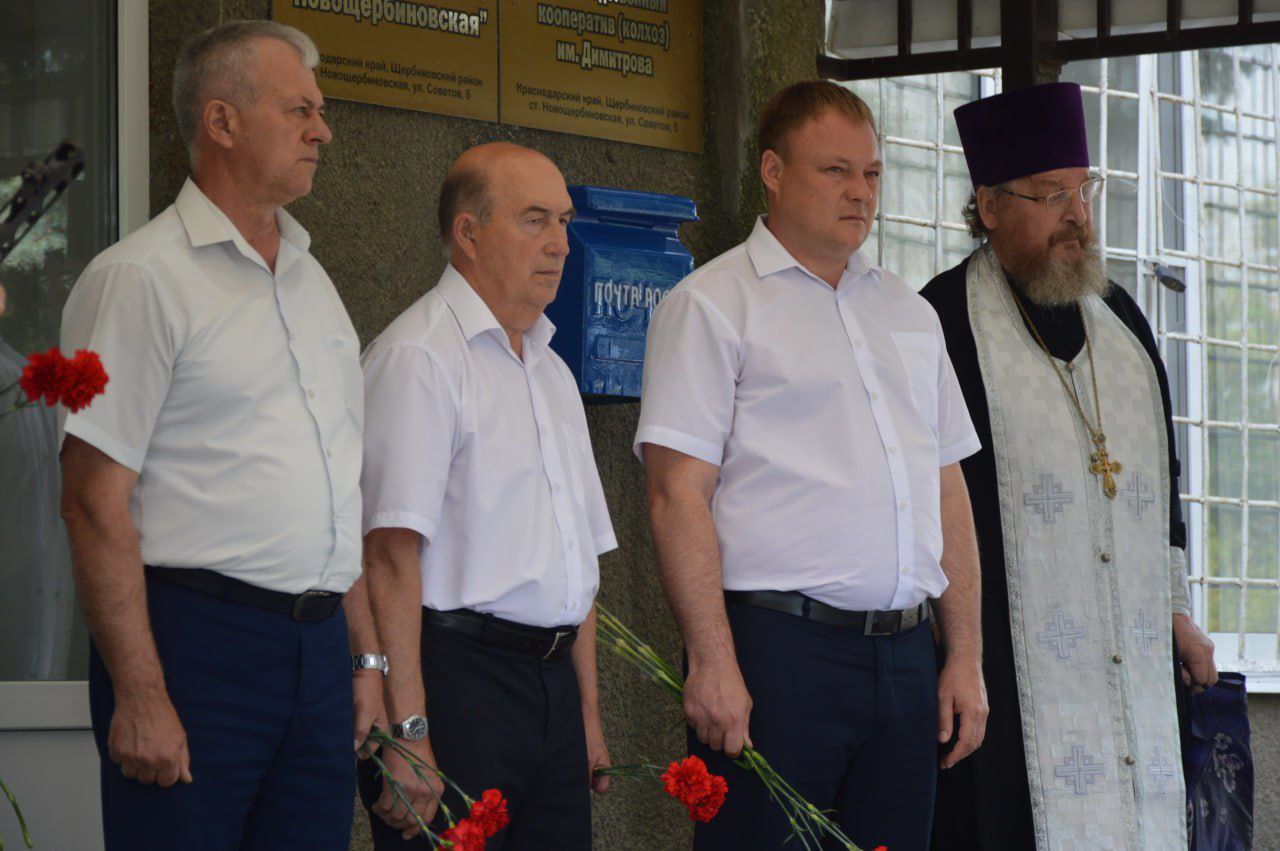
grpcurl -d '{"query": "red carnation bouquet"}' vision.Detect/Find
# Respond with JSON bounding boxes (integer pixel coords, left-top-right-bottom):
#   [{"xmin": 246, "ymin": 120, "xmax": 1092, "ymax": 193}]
[
  {"xmin": 596, "ymin": 608, "xmax": 888, "ymax": 851},
  {"xmin": 595, "ymin": 754, "xmax": 728, "ymax": 823},
  {"xmin": 366, "ymin": 730, "xmax": 509, "ymax": 849},
  {"xmin": 2, "ymin": 345, "xmax": 108, "ymax": 418}
]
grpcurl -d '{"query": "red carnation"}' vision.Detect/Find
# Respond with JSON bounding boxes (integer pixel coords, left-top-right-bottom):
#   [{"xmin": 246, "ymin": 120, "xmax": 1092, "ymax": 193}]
[
  {"xmin": 15, "ymin": 346, "xmax": 108, "ymax": 413},
  {"xmin": 18, "ymin": 347, "xmax": 68, "ymax": 406},
  {"xmin": 60, "ymin": 349, "xmax": 109, "ymax": 413},
  {"xmin": 661, "ymin": 755, "xmax": 728, "ymax": 823},
  {"xmin": 467, "ymin": 788, "xmax": 509, "ymax": 838},
  {"xmin": 440, "ymin": 817, "xmax": 486, "ymax": 851}
]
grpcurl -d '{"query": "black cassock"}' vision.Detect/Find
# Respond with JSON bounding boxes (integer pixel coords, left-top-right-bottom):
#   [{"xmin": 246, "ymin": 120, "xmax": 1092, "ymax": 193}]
[{"xmin": 920, "ymin": 254, "xmax": 1192, "ymax": 851}]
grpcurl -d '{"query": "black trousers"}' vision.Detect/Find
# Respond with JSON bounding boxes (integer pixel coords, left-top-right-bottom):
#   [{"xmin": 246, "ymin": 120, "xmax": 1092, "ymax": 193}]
[
  {"xmin": 358, "ymin": 616, "xmax": 591, "ymax": 850},
  {"xmin": 691, "ymin": 601, "xmax": 940, "ymax": 851}
]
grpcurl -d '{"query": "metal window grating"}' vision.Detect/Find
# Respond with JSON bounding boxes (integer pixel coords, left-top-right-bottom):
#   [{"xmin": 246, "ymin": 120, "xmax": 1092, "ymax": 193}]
[{"xmin": 841, "ymin": 47, "xmax": 1280, "ymax": 689}]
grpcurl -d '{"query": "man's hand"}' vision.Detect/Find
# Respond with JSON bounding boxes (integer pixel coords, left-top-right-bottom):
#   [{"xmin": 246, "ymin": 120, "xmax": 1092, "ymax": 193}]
[
  {"xmin": 684, "ymin": 656, "xmax": 753, "ymax": 759},
  {"xmin": 1173, "ymin": 613, "xmax": 1218, "ymax": 693},
  {"xmin": 108, "ymin": 690, "xmax": 192, "ymax": 787},
  {"xmin": 585, "ymin": 712, "xmax": 612, "ymax": 795},
  {"xmin": 937, "ymin": 655, "xmax": 988, "ymax": 769},
  {"xmin": 353, "ymin": 671, "xmax": 387, "ymax": 759},
  {"xmin": 373, "ymin": 737, "xmax": 444, "ymax": 840}
]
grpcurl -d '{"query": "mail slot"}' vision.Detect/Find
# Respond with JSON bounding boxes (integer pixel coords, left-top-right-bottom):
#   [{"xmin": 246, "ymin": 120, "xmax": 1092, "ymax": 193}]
[{"xmin": 547, "ymin": 185, "xmax": 698, "ymax": 399}]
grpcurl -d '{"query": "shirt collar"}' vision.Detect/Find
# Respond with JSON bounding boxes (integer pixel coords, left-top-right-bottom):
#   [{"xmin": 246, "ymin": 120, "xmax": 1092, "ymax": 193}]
[
  {"xmin": 436, "ymin": 265, "xmax": 558, "ymax": 358},
  {"xmin": 174, "ymin": 177, "xmax": 312, "ymax": 259},
  {"xmin": 745, "ymin": 215, "xmax": 872, "ymax": 283}
]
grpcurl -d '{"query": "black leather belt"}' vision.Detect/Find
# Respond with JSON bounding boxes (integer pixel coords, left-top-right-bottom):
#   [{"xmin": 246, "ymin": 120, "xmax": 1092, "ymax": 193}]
[
  {"xmin": 423, "ymin": 608, "xmax": 578, "ymax": 661},
  {"xmin": 725, "ymin": 590, "xmax": 927, "ymax": 636},
  {"xmin": 145, "ymin": 565, "xmax": 344, "ymax": 622}
]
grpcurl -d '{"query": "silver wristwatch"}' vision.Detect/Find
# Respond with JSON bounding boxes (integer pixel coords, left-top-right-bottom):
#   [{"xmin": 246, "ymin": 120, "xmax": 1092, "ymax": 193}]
[
  {"xmin": 392, "ymin": 714, "xmax": 428, "ymax": 741},
  {"xmin": 351, "ymin": 653, "xmax": 388, "ymax": 675}
]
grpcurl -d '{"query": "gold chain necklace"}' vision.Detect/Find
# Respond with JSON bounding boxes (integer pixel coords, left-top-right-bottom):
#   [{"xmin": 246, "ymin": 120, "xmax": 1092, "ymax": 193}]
[{"xmin": 1003, "ymin": 266, "xmax": 1123, "ymax": 499}]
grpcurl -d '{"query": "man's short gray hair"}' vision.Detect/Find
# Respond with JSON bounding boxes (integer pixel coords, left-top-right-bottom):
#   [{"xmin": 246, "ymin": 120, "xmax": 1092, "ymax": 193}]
[{"xmin": 172, "ymin": 20, "xmax": 320, "ymax": 159}]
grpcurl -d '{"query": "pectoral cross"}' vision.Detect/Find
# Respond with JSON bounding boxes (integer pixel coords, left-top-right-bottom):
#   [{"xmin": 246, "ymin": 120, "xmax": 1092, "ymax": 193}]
[{"xmin": 1090, "ymin": 437, "xmax": 1122, "ymax": 499}]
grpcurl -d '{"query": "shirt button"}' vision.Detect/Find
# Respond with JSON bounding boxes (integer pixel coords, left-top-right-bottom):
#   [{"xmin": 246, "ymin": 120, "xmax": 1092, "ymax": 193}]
[
  {"xmin": 888, "ymin": 446, "xmax": 898, "ymax": 455},
  {"xmin": 1066, "ymin": 362, "xmax": 1075, "ymax": 373},
  {"xmin": 1112, "ymin": 653, "xmax": 1123, "ymax": 664},
  {"xmin": 552, "ymin": 483, "xmax": 561, "ymax": 493},
  {"xmin": 901, "ymin": 565, "xmax": 911, "ymax": 575},
  {"xmin": 568, "ymin": 539, "xmax": 577, "ymax": 550},
  {"xmin": 288, "ymin": 331, "xmax": 296, "ymax": 342},
  {"xmin": 898, "ymin": 500, "xmax": 908, "ymax": 510},
  {"xmin": 871, "ymin": 391, "xmax": 879, "ymax": 400},
  {"xmin": 325, "ymin": 448, "xmax": 333, "ymax": 459},
  {"xmin": 1124, "ymin": 755, "xmax": 1136, "ymax": 766},
  {"xmin": 307, "ymin": 388, "xmax": 316, "ymax": 399},
  {"xmin": 1100, "ymin": 552, "xmax": 1112, "ymax": 563}
]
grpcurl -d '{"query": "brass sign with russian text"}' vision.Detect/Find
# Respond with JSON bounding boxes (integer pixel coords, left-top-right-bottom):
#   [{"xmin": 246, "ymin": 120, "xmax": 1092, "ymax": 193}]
[
  {"xmin": 273, "ymin": 0, "xmax": 498, "ymax": 122},
  {"xmin": 274, "ymin": 0, "xmax": 701, "ymax": 152}
]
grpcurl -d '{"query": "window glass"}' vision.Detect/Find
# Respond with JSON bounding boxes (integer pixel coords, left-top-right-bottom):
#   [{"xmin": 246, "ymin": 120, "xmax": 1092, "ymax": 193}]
[{"xmin": 0, "ymin": 0, "xmax": 117, "ymax": 681}]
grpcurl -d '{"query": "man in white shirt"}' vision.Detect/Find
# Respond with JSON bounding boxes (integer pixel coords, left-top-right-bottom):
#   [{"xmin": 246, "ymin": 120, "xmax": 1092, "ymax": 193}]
[
  {"xmin": 635, "ymin": 80, "xmax": 988, "ymax": 850},
  {"xmin": 59, "ymin": 22, "xmax": 381, "ymax": 851},
  {"xmin": 358, "ymin": 142, "xmax": 617, "ymax": 849}
]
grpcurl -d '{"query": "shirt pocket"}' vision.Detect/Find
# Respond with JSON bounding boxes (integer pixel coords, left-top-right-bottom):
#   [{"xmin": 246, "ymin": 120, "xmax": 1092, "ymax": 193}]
[
  {"xmin": 327, "ymin": 334, "xmax": 363, "ymax": 430},
  {"xmin": 889, "ymin": 330, "xmax": 939, "ymax": 429}
]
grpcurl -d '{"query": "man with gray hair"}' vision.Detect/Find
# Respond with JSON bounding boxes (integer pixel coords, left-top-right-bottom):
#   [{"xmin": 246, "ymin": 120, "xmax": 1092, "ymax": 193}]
[{"xmin": 60, "ymin": 20, "xmax": 380, "ymax": 850}]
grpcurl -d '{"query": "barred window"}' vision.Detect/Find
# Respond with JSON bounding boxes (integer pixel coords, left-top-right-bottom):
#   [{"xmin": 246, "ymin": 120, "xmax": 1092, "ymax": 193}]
[{"xmin": 843, "ymin": 46, "xmax": 1280, "ymax": 690}]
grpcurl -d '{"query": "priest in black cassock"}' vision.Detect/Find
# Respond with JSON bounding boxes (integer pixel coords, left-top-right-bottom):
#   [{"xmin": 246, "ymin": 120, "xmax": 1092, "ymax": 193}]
[{"xmin": 923, "ymin": 82, "xmax": 1218, "ymax": 850}]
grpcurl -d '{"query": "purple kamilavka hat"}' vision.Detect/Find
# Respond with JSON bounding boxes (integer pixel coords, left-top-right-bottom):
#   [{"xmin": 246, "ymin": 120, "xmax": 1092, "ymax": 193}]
[{"xmin": 954, "ymin": 82, "xmax": 1091, "ymax": 187}]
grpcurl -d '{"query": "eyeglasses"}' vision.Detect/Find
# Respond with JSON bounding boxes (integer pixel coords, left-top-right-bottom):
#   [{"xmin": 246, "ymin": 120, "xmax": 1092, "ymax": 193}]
[{"xmin": 998, "ymin": 176, "xmax": 1105, "ymax": 213}]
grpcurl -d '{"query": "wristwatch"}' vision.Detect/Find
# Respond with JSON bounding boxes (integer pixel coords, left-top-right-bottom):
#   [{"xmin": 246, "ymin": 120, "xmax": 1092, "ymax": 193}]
[
  {"xmin": 351, "ymin": 653, "xmax": 388, "ymax": 675},
  {"xmin": 392, "ymin": 714, "xmax": 429, "ymax": 741}
]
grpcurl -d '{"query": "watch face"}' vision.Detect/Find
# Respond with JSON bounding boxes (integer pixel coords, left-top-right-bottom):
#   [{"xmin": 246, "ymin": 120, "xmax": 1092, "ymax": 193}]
[{"xmin": 401, "ymin": 716, "xmax": 428, "ymax": 741}]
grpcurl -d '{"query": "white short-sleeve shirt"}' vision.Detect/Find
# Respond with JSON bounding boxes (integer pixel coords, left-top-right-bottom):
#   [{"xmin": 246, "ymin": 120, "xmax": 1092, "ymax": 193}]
[
  {"xmin": 635, "ymin": 217, "xmax": 980, "ymax": 611},
  {"xmin": 60, "ymin": 178, "xmax": 363, "ymax": 594},
  {"xmin": 361, "ymin": 265, "xmax": 617, "ymax": 629}
]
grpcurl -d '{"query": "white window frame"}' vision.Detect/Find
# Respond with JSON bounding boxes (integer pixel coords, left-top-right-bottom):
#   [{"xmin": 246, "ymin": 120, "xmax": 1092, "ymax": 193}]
[
  {"xmin": 1146, "ymin": 47, "xmax": 1280, "ymax": 691},
  {"xmin": 0, "ymin": 0, "xmax": 149, "ymax": 731},
  {"xmin": 847, "ymin": 48, "xmax": 1280, "ymax": 692}
]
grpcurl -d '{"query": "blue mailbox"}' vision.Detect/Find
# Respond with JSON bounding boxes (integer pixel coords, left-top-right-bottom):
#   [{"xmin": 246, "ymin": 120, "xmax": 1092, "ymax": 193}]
[{"xmin": 547, "ymin": 185, "xmax": 698, "ymax": 400}]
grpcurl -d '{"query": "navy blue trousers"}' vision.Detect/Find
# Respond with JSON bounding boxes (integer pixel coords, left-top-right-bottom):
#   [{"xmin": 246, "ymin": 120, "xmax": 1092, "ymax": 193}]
[
  {"xmin": 88, "ymin": 577, "xmax": 355, "ymax": 851},
  {"xmin": 691, "ymin": 601, "xmax": 939, "ymax": 851},
  {"xmin": 357, "ymin": 619, "xmax": 590, "ymax": 850}
]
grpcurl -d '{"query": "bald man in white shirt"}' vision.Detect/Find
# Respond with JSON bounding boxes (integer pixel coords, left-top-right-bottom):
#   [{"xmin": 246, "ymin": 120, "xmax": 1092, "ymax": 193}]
[
  {"xmin": 636, "ymin": 80, "xmax": 988, "ymax": 851},
  {"xmin": 357, "ymin": 142, "xmax": 616, "ymax": 849},
  {"xmin": 59, "ymin": 21, "xmax": 381, "ymax": 851}
]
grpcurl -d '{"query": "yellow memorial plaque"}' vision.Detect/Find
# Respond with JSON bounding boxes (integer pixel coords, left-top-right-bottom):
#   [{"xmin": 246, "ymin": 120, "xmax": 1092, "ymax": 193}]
[
  {"xmin": 500, "ymin": 0, "xmax": 702, "ymax": 152},
  {"xmin": 274, "ymin": 0, "xmax": 498, "ymax": 122}
]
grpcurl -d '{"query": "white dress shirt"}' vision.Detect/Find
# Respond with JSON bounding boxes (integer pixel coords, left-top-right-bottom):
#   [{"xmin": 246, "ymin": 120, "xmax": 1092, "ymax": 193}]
[
  {"xmin": 60, "ymin": 178, "xmax": 363, "ymax": 594},
  {"xmin": 361, "ymin": 265, "xmax": 617, "ymax": 629},
  {"xmin": 635, "ymin": 217, "xmax": 980, "ymax": 611}
]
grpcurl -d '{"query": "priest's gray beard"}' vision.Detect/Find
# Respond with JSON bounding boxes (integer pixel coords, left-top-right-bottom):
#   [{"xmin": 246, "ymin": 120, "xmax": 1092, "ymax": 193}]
[{"xmin": 1007, "ymin": 226, "xmax": 1110, "ymax": 307}]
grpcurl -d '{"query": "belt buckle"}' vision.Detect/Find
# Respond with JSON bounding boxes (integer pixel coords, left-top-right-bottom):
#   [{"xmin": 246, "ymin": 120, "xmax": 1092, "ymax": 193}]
[
  {"xmin": 543, "ymin": 630, "xmax": 572, "ymax": 661},
  {"xmin": 292, "ymin": 590, "xmax": 336, "ymax": 622},
  {"xmin": 864, "ymin": 610, "xmax": 902, "ymax": 636}
]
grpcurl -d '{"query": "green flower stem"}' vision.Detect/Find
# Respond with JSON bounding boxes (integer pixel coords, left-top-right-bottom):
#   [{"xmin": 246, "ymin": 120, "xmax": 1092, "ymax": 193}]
[
  {"xmin": 368, "ymin": 731, "xmax": 471, "ymax": 816},
  {"xmin": 595, "ymin": 607, "xmax": 864, "ymax": 851},
  {"xmin": 367, "ymin": 751, "xmax": 442, "ymax": 846},
  {"xmin": 592, "ymin": 763, "xmax": 665, "ymax": 780},
  {"xmin": 369, "ymin": 735, "xmax": 457, "ymax": 825},
  {"xmin": 0, "ymin": 775, "xmax": 33, "ymax": 850}
]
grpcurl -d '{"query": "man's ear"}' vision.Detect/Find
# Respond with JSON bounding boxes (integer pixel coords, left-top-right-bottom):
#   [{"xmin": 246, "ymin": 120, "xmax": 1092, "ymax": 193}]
[
  {"xmin": 203, "ymin": 99, "xmax": 238, "ymax": 152},
  {"xmin": 451, "ymin": 212, "xmax": 480, "ymax": 263},
  {"xmin": 977, "ymin": 185, "xmax": 1000, "ymax": 232},
  {"xmin": 760, "ymin": 148, "xmax": 785, "ymax": 200}
]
